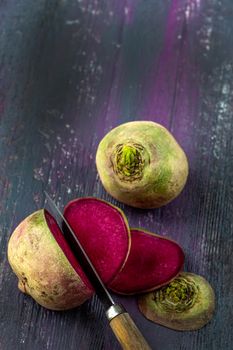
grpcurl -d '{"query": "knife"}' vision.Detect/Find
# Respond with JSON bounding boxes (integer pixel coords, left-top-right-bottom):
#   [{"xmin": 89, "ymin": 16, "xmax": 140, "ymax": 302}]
[{"xmin": 44, "ymin": 192, "xmax": 151, "ymax": 350}]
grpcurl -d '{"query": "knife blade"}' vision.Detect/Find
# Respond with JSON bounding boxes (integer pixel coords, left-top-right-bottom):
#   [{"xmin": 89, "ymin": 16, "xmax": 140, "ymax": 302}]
[{"xmin": 44, "ymin": 191, "xmax": 151, "ymax": 350}]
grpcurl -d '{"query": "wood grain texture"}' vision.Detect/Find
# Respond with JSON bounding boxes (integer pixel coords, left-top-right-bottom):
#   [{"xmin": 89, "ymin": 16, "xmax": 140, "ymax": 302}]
[
  {"xmin": 0, "ymin": 0, "xmax": 233, "ymax": 349},
  {"xmin": 109, "ymin": 313, "xmax": 151, "ymax": 350}
]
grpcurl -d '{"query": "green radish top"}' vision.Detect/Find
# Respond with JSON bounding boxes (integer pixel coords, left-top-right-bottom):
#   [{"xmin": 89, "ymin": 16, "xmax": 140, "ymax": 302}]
[
  {"xmin": 112, "ymin": 143, "xmax": 147, "ymax": 182},
  {"xmin": 154, "ymin": 275, "xmax": 198, "ymax": 313}
]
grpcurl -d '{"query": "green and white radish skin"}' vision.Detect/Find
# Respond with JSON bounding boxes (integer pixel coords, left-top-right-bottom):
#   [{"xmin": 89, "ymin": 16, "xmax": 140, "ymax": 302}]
[{"xmin": 96, "ymin": 121, "xmax": 189, "ymax": 208}]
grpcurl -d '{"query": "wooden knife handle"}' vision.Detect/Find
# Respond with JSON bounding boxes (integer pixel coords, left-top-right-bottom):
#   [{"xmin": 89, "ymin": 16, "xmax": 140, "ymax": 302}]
[{"xmin": 107, "ymin": 305, "xmax": 152, "ymax": 350}]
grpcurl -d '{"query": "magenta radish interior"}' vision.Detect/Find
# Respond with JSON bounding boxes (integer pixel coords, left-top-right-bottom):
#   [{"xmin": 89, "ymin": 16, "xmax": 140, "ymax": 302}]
[
  {"xmin": 45, "ymin": 210, "xmax": 93, "ymax": 291},
  {"xmin": 63, "ymin": 198, "xmax": 130, "ymax": 284},
  {"xmin": 109, "ymin": 229, "xmax": 184, "ymax": 294}
]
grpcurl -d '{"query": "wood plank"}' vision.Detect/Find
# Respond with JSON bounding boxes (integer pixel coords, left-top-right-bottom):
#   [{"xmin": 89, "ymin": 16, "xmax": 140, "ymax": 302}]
[{"xmin": 0, "ymin": 0, "xmax": 233, "ymax": 349}]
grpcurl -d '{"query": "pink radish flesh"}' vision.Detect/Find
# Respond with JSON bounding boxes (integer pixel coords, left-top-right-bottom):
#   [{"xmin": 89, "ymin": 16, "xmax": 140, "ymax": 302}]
[
  {"xmin": 109, "ymin": 229, "xmax": 184, "ymax": 294},
  {"xmin": 63, "ymin": 198, "xmax": 130, "ymax": 284},
  {"xmin": 45, "ymin": 210, "xmax": 93, "ymax": 291}
]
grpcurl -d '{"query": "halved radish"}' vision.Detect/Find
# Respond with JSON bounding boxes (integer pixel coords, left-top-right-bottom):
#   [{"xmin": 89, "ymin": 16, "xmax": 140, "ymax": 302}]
[
  {"xmin": 109, "ymin": 228, "xmax": 184, "ymax": 294},
  {"xmin": 8, "ymin": 210, "xmax": 93, "ymax": 310},
  {"xmin": 7, "ymin": 199, "xmax": 131, "ymax": 310}
]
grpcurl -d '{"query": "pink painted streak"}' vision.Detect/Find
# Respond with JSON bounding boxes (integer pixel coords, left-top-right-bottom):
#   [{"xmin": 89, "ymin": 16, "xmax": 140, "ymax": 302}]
[{"xmin": 141, "ymin": 0, "xmax": 201, "ymax": 130}]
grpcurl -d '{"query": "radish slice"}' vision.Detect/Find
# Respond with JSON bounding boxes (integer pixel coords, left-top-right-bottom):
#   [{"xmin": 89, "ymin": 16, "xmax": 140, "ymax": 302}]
[
  {"xmin": 63, "ymin": 197, "xmax": 131, "ymax": 284},
  {"xmin": 109, "ymin": 228, "xmax": 184, "ymax": 294}
]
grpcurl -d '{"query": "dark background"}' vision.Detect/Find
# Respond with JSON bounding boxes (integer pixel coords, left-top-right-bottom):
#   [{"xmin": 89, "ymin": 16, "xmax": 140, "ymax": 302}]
[{"xmin": 0, "ymin": 0, "xmax": 233, "ymax": 349}]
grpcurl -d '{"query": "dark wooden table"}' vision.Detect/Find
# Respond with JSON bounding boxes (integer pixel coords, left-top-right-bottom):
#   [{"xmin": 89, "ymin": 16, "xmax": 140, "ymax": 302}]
[{"xmin": 0, "ymin": 0, "xmax": 233, "ymax": 349}]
